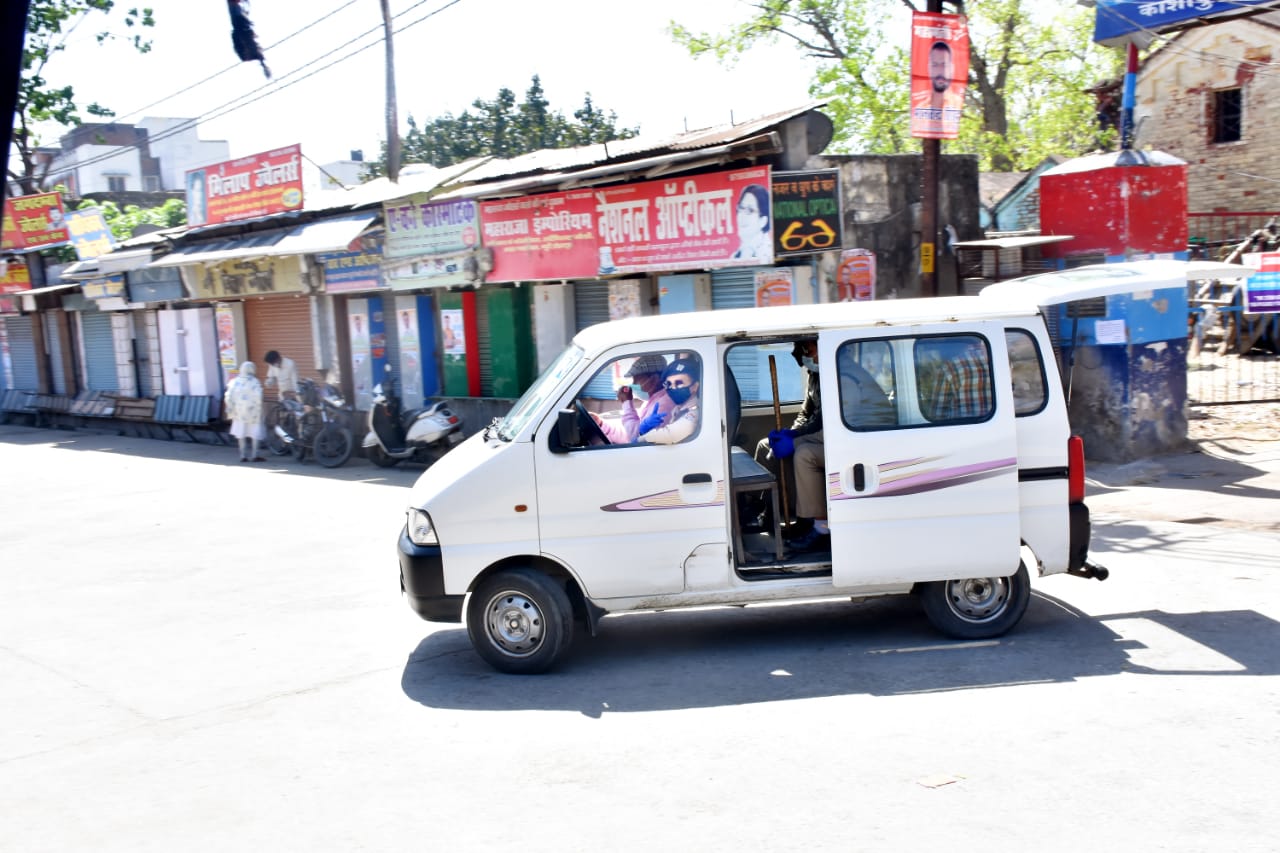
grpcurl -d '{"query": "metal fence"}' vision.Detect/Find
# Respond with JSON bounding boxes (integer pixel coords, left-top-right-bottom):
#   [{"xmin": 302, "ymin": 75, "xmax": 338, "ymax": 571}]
[{"xmin": 1188, "ymin": 350, "xmax": 1280, "ymax": 405}]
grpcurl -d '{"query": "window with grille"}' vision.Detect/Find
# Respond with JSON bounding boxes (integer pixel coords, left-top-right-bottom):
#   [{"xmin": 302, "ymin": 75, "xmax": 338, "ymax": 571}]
[
  {"xmin": 1213, "ymin": 88, "xmax": 1242, "ymax": 143},
  {"xmin": 106, "ymin": 175, "xmax": 127, "ymax": 192}
]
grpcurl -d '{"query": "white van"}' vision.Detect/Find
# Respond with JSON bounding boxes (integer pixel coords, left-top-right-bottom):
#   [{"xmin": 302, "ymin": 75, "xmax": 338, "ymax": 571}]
[{"xmin": 396, "ymin": 260, "xmax": 1212, "ymax": 673}]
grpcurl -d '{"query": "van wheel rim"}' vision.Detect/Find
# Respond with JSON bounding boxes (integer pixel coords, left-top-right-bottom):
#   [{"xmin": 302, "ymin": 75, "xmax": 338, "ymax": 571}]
[
  {"xmin": 483, "ymin": 592, "xmax": 544, "ymax": 657},
  {"xmin": 945, "ymin": 577, "xmax": 1009, "ymax": 623}
]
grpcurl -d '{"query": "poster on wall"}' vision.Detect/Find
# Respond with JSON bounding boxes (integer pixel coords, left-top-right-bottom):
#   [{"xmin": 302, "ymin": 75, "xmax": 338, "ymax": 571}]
[
  {"xmin": 185, "ymin": 143, "xmax": 304, "ymax": 227},
  {"xmin": 837, "ymin": 249, "xmax": 876, "ymax": 301},
  {"xmin": 216, "ymin": 303, "xmax": 239, "ymax": 378},
  {"xmin": 395, "ymin": 299, "xmax": 422, "ymax": 404},
  {"xmin": 608, "ymin": 281, "xmax": 642, "ymax": 321},
  {"xmin": 349, "ymin": 299, "xmax": 373, "ymax": 410},
  {"xmin": 1241, "ymin": 252, "xmax": 1280, "ymax": 314},
  {"xmin": 440, "ymin": 308, "xmax": 465, "ymax": 357},
  {"xmin": 755, "ymin": 268, "xmax": 795, "ymax": 307},
  {"xmin": 909, "ymin": 11, "xmax": 969, "ymax": 140}
]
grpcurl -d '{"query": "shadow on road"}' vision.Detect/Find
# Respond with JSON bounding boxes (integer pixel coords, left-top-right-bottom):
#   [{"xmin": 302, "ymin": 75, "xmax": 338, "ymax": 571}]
[
  {"xmin": 400, "ymin": 592, "xmax": 1280, "ymax": 716},
  {"xmin": 0, "ymin": 423, "xmax": 423, "ymax": 487}
]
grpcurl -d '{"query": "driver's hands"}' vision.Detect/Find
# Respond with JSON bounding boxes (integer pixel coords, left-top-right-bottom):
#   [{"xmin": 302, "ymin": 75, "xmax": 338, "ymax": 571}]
[
  {"xmin": 638, "ymin": 404, "xmax": 664, "ymax": 436},
  {"xmin": 589, "ymin": 411, "xmax": 603, "ymax": 426},
  {"xmin": 616, "ymin": 386, "xmax": 633, "ymax": 403}
]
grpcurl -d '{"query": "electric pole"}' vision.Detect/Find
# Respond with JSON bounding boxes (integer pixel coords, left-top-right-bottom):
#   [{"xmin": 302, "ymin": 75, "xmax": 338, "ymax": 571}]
[{"xmin": 381, "ymin": 0, "xmax": 401, "ymax": 182}]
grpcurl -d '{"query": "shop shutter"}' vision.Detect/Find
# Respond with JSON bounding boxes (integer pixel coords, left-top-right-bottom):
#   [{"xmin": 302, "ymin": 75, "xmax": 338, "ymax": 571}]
[
  {"xmin": 5, "ymin": 317, "xmax": 39, "ymax": 390},
  {"xmin": 573, "ymin": 282, "xmax": 614, "ymax": 400},
  {"xmin": 0, "ymin": 323, "xmax": 7, "ymax": 391},
  {"xmin": 243, "ymin": 297, "xmax": 316, "ymax": 403},
  {"xmin": 42, "ymin": 311, "xmax": 68, "ymax": 395},
  {"xmin": 477, "ymin": 289, "xmax": 494, "ymax": 397},
  {"xmin": 712, "ymin": 268, "xmax": 763, "ymax": 400},
  {"xmin": 81, "ymin": 311, "xmax": 119, "ymax": 391}
]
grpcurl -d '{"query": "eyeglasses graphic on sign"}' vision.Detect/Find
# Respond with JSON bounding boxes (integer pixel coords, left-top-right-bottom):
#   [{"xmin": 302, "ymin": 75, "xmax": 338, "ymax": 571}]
[{"xmin": 778, "ymin": 219, "xmax": 837, "ymax": 251}]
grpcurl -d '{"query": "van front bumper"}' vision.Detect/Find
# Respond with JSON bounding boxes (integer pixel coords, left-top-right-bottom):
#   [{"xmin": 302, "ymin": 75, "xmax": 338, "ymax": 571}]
[{"xmin": 398, "ymin": 527, "xmax": 464, "ymax": 622}]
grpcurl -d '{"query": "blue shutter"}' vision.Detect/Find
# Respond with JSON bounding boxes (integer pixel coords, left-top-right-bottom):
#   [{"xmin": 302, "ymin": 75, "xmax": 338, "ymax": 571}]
[
  {"xmin": 4, "ymin": 317, "xmax": 38, "ymax": 390},
  {"xmin": 712, "ymin": 268, "xmax": 764, "ymax": 400},
  {"xmin": 81, "ymin": 311, "xmax": 119, "ymax": 391},
  {"xmin": 573, "ymin": 282, "xmax": 613, "ymax": 400}
]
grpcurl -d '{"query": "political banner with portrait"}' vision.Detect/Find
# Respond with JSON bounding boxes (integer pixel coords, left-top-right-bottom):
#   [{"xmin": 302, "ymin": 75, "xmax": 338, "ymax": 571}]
[
  {"xmin": 185, "ymin": 143, "xmax": 304, "ymax": 227},
  {"xmin": 910, "ymin": 11, "xmax": 969, "ymax": 140}
]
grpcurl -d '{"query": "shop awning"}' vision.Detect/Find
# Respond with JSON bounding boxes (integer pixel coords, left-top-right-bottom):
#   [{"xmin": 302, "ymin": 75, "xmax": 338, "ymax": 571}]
[
  {"xmin": 149, "ymin": 229, "xmax": 290, "ymax": 267},
  {"xmin": 98, "ymin": 248, "xmax": 156, "ymax": 274},
  {"xmin": 267, "ymin": 212, "xmax": 377, "ymax": 256},
  {"xmin": 148, "ymin": 211, "xmax": 377, "ymax": 268}
]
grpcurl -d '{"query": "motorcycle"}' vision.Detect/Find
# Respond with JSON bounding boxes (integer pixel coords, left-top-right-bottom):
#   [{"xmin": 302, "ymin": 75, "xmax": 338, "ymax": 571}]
[
  {"xmin": 362, "ymin": 368, "xmax": 464, "ymax": 468},
  {"xmin": 265, "ymin": 377, "xmax": 355, "ymax": 468}
]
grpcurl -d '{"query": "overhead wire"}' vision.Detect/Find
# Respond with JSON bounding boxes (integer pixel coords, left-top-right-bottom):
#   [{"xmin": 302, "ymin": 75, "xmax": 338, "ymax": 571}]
[{"xmin": 48, "ymin": 0, "xmax": 461, "ymax": 176}]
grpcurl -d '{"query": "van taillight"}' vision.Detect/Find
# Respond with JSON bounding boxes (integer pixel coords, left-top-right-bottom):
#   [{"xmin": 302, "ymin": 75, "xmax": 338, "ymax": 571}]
[{"xmin": 1068, "ymin": 435, "xmax": 1086, "ymax": 504}]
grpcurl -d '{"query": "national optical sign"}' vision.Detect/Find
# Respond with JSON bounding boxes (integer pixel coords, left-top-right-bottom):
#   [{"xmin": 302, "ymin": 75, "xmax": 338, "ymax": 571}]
[{"xmin": 771, "ymin": 169, "xmax": 842, "ymax": 257}]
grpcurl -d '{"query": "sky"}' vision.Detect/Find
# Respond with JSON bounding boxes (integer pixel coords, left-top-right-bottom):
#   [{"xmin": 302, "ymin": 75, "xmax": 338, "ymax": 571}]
[{"xmin": 34, "ymin": 0, "xmax": 825, "ymax": 168}]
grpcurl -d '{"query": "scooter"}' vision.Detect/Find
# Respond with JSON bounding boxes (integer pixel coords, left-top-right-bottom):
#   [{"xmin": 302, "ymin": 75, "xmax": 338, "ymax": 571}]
[{"xmin": 362, "ymin": 367, "xmax": 464, "ymax": 468}]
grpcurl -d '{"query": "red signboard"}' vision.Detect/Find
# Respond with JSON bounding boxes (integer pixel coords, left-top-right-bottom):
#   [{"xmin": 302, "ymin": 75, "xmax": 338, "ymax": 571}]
[
  {"xmin": 480, "ymin": 190, "xmax": 599, "ymax": 281},
  {"xmin": 1, "ymin": 192, "xmax": 71, "ymax": 251},
  {"xmin": 478, "ymin": 166, "xmax": 773, "ymax": 282},
  {"xmin": 185, "ymin": 143, "xmax": 305, "ymax": 227}
]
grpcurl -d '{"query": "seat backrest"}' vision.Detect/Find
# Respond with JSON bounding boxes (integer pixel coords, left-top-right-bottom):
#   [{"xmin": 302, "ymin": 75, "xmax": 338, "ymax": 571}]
[{"xmin": 724, "ymin": 364, "xmax": 742, "ymax": 445}]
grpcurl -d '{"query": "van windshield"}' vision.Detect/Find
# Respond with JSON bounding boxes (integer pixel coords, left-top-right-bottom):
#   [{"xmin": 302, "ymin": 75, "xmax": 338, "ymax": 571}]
[{"xmin": 497, "ymin": 344, "xmax": 585, "ymax": 441}]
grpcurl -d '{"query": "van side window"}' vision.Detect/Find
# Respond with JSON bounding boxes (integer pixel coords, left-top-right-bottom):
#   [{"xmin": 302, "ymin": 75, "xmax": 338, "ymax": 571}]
[
  {"xmin": 836, "ymin": 341, "xmax": 897, "ymax": 430},
  {"xmin": 915, "ymin": 334, "xmax": 994, "ymax": 424},
  {"xmin": 567, "ymin": 351, "xmax": 702, "ymax": 448},
  {"xmin": 1006, "ymin": 328, "xmax": 1048, "ymax": 416}
]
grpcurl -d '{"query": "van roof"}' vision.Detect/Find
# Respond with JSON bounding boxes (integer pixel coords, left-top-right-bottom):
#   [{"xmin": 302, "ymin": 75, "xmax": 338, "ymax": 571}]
[
  {"xmin": 574, "ymin": 259, "xmax": 1250, "ymax": 353},
  {"xmin": 574, "ymin": 294, "xmax": 1039, "ymax": 352}
]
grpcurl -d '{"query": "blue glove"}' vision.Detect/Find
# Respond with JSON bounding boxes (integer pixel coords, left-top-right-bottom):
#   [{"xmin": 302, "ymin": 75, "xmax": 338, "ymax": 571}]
[
  {"xmin": 768, "ymin": 428, "xmax": 796, "ymax": 459},
  {"xmin": 638, "ymin": 404, "xmax": 664, "ymax": 436}
]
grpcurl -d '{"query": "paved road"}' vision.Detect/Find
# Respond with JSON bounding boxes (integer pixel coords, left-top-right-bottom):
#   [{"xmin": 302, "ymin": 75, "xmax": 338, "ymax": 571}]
[{"xmin": 2, "ymin": 424, "xmax": 1278, "ymax": 852}]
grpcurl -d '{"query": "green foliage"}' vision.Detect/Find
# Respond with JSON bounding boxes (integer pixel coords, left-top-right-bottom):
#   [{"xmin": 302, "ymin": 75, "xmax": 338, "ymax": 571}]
[
  {"xmin": 370, "ymin": 76, "xmax": 639, "ymax": 175},
  {"xmin": 11, "ymin": 1, "xmax": 155, "ymax": 193},
  {"xmin": 670, "ymin": 0, "xmax": 1121, "ymax": 171},
  {"xmin": 80, "ymin": 197, "xmax": 186, "ymax": 240}
]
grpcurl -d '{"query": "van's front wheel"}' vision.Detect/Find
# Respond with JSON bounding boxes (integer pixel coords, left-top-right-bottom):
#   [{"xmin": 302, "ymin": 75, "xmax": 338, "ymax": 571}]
[
  {"xmin": 919, "ymin": 562, "xmax": 1030, "ymax": 640},
  {"xmin": 467, "ymin": 569, "xmax": 573, "ymax": 674}
]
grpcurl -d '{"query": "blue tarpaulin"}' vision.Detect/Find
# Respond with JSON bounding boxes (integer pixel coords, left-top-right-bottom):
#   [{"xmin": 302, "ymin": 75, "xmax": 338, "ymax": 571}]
[{"xmin": 1094, "ymin": 0, "xmax": 1280, "ymax": 47}]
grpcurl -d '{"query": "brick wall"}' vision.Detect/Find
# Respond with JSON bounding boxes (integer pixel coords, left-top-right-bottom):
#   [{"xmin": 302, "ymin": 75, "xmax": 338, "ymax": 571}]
[{"xmin": 1137, "ymin": 20, "xmax": 1280, "ymax": 215}]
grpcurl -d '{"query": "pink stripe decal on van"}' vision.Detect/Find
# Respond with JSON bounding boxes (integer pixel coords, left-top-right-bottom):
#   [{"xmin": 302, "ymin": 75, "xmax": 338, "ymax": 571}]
[
  {"xmin": 602, "ymin": 481, "xmax": 726, "ymax": 512},
  {"xmin": 831, "ymin": 457, "xmax": 1017, "ymax": 500}
]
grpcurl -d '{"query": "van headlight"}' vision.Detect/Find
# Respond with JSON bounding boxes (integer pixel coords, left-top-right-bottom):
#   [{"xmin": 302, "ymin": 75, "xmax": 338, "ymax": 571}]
[{"xmin": 406, "ymin": 508, "xmax": 438, "ymax": 546}]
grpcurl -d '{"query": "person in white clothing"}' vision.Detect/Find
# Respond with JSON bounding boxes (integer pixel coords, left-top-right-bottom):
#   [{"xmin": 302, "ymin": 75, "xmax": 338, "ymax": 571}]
[
  {"xmin": 223, "ymin": 361, "xmax": 266, "ymax": 462},
  {"xmin": 263, "ymin": 350, "xmax": 298, "ymax": 399}
]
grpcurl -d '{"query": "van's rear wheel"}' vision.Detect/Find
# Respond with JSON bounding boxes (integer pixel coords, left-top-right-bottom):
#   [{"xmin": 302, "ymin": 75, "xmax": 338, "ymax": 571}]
[
  {"xmin": 467, "ymin": 569, "xmax": 573, "ymax": 674},
  {"xmin": 919, "ymin": 562, "xmax": 1030, "ymax": 640}
]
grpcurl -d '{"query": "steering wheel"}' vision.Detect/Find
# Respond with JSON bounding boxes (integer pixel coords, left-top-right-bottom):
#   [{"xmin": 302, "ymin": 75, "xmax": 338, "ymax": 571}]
[{"xmin": 574, "ymin": 400, "xmax": 611, "ymax": 446}]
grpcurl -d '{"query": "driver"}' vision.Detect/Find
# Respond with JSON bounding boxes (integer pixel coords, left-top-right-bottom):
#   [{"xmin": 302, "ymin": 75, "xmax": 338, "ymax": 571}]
[
  {"xmin": 639, "ymin": 359, "xmax": 700, "ymax": 445},
  {"xmin": 591, "ymin": 353, "xmax": 669, "ymax": 444}
]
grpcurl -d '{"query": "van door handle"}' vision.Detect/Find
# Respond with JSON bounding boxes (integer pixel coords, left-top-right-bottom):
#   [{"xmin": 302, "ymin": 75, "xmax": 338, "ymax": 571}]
[
  {"xmin": 852, "ymin": 463, "xmax": 866, "ymax": 492},
  {"xmin": 683, "ymin": 473, "xmax": 712, "ymax": 484}
]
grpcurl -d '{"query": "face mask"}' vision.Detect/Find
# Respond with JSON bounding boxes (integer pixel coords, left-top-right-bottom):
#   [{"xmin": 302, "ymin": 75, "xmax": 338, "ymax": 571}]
[
  {"xmin": 802, "ymin": 357, "xmax": 820, "ymax": 374},
  {"xmin": 666, "ymin": 385, "xmax": 693, "ymax": 405}
]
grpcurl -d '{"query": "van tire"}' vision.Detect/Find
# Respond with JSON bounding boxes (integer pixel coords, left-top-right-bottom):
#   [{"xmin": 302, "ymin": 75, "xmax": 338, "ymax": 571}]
[
  {"xmin": 919, "ymin": 562, "xmax": 1030, "ymax": 640},
  {"xmin": 467, "ymin": 569, "xmax": 574, "ymax": 674}
]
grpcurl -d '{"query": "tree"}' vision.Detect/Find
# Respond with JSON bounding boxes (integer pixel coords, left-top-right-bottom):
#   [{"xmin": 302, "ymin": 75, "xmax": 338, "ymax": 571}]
[
  {"xmin": 84, "ymin": 197, "xmax": 186, "ymax": 240},
  {"xmin": 370, "ymin": 76, "xmax": 639, "ymax": 174},
  {"xmin": 670, "ymin": 0, "xmax": 1120, "ymax": 172},
  {"xmin": 10, "ymin": 1, "xmax": 155, "ymax": 194}
]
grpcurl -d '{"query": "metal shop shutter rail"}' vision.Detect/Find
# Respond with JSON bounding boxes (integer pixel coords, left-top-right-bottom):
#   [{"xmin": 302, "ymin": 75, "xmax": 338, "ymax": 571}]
[{"xmin": 477, "ymin": 290, "xmax": 494, "ymax": 397}]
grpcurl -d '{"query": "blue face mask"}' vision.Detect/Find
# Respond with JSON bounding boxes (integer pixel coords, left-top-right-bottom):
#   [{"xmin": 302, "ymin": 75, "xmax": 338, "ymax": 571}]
[
  {"xmin": 666, "ymin": 384, "xmax": 693, "ymax": 405},
  {"xmin": 801, "ymin": 356, "xmax": 820, "ymax": 374}
]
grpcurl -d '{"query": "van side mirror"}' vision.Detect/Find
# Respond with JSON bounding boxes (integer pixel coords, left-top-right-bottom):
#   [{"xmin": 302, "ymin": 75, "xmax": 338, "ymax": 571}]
[{"xmin": 552, "ymin": 407, "xmax": 581, "ymax": 453}]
